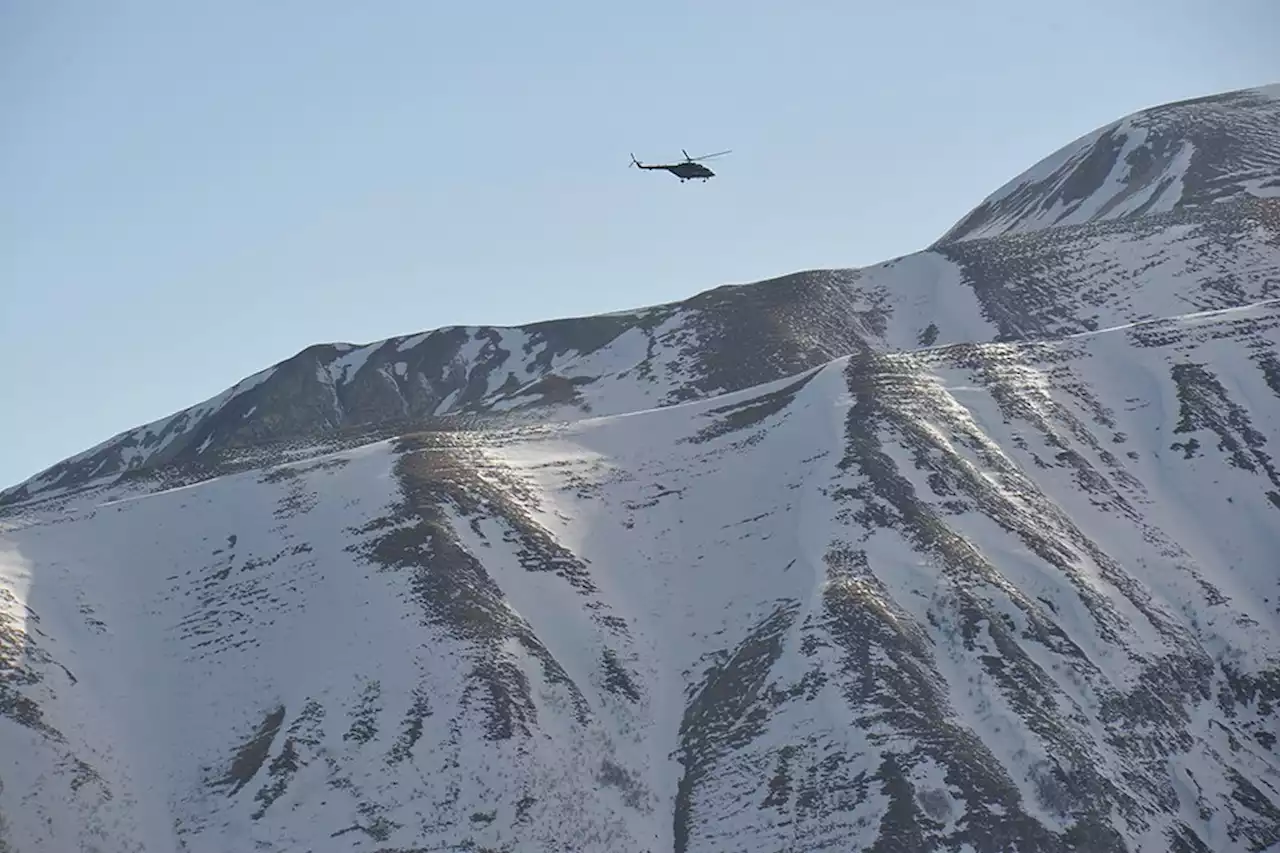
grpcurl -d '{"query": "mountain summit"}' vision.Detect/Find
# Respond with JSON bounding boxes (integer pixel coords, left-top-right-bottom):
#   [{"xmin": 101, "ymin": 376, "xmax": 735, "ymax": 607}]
[
  {"xmin": 936, "ymin": 83, "xmax": 1280, "ymax": 243},
  {"xmin": 2, "ymin": 83, "xmax": 1279, "ymax": 853}
]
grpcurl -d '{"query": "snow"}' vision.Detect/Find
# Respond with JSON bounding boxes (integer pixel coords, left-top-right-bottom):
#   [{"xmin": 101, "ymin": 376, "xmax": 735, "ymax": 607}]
[
  {"xmin": 432, "ymin": 387, "xmax": 461, "ymax": 415},
  {"xmin": 5, "ymin": 282, "xmax": 1280, "ymax": 848},
  {"xmin": 229, "ymin": 365, "xmax": 277, "ymax": 398},
  {"xmin": 327, "ymin": 342, "xmax": 381, "ymax": 385},
  {"xmin": 945, "ymin": 120, "xmax": 1184, "ymax": 241},
  {"xmin": 971, "ymin": 124, "xmax": 1115, "ymax": 220},
  {"xmin": 454, "ymin": 329, "xmax": 489, "ymax": 370},
  {"xmin": 2, "ymin": 363, "xmax": 282, "ymax": 501},
  {"xmin": 1, "ymin": 443, "xmax": 436, "ymax": 850},
  {"xmin": 0, "ymin": 538, "xmax": 32, "ymax": 641},
  {"xmin": 394, "ymin": 331, "xmax": 432, "ymax": 353},
  {"xmin": 1239, "ymin": 174, "xmax": 1280, "ymax": 198},
  {"xmin": 476, "ymin": 310, "xmax": 696, "ymax": 418},
  {"xmin": 1062, "ymin": 123, "xmax": 1152, "ymax": 221},
  {"xmin": 1138, "ymin": 139, "xmax": 1195, "ymax": 211},
  {"xmin": 856, "ymin": 250, "xmax": 994, "ymax": 350},
  {"xmin": 941, "ymin": 81, "xmax": 1280, "ymax": 244}
]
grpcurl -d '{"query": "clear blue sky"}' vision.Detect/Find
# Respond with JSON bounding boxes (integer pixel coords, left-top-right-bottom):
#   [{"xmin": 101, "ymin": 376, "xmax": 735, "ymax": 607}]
[{"xmin": 3, "ymin": 1, "xmax": 1277, "ymax": 490}]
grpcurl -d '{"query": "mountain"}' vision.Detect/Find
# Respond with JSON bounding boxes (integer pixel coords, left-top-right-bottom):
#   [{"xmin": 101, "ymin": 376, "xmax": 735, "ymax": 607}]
[
  {"xmin": 936, "ymin": 83, "xmax": 1280, "ymax": 243},
  {"xmin": 2, "ymin": 83, "xmax": 1279, "ymax": 853}
]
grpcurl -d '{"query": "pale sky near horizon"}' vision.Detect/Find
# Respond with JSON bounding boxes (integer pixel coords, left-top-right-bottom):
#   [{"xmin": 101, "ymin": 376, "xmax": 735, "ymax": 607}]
[{"xmin": 3, "ymin": 1, "xmax": 1277, "ymax": 489}]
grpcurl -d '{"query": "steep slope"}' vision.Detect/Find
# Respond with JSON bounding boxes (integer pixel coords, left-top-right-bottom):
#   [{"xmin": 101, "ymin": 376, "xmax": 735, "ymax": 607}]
[
  {"xmin": 4, "ymin": 295, "xmax": 1279, "ymax": 852},
  {"xmin": 2, "ymin": 82, "xmax": 1279, "ymax": 852},
  {"xmin": 937, "ymin": 83, "xmax": 1280, "ymax": 244}
]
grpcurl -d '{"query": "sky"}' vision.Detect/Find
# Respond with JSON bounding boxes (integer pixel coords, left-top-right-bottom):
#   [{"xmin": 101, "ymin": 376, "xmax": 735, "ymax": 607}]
[{"xmin": 2, "ymin": 0, "xmax": 1278, "ymax": 490}]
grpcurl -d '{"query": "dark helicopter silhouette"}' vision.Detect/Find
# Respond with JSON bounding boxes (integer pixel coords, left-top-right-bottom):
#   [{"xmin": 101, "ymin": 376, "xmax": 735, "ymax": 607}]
[{"xmin": 630, "ymin": 149, "xmax": 731, "ymax": 181}]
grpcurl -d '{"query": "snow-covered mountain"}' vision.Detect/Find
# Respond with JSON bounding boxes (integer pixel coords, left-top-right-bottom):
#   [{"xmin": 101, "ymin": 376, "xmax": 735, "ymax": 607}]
[
  {"xmin": 936, "ymin": 83, "xmax": 1280, "ymax": 244},
  {"xmin": 2, "ymin": 83, "xmax": 1279, "ymax": 853}
]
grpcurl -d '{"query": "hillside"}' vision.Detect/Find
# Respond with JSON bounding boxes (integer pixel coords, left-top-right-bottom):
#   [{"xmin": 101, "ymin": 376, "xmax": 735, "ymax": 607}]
[{"xmin": 2, "ymin": 82, "xmax": 1279, "ymax": 853}]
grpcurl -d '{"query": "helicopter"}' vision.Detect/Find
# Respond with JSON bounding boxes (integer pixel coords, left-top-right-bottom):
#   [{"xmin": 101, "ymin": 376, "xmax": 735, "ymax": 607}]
[{"xmin": 630, "ymin": 149, "xmax": 731, "ymax": 181}]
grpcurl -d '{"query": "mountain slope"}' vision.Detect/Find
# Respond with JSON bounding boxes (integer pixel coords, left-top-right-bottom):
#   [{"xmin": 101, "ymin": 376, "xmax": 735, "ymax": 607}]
[
  {"xmin": 0, "ymin": 272, "xmax": 889, "ymax": 506},
  {"xmin": 2, "ymin": 82, "xmax": 1279, "ymax": 853}
]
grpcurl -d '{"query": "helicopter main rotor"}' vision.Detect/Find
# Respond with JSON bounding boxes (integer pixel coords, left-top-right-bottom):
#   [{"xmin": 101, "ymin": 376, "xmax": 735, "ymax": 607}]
[{"xmin": 682, "ymin": 149, "xmax": 731, "ymax": 162}]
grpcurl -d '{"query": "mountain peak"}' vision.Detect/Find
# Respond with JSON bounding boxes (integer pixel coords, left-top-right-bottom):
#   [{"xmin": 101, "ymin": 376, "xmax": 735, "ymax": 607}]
[{"xmin": 935, "ymin": 82, "xmax": 1280, "ymax": 244}]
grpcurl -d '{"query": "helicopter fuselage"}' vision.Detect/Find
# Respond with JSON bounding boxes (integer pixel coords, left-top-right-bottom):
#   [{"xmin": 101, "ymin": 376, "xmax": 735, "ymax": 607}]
[{"xmin": 663, "ymin": 161, "xmax": 714, "ymax": 179}]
